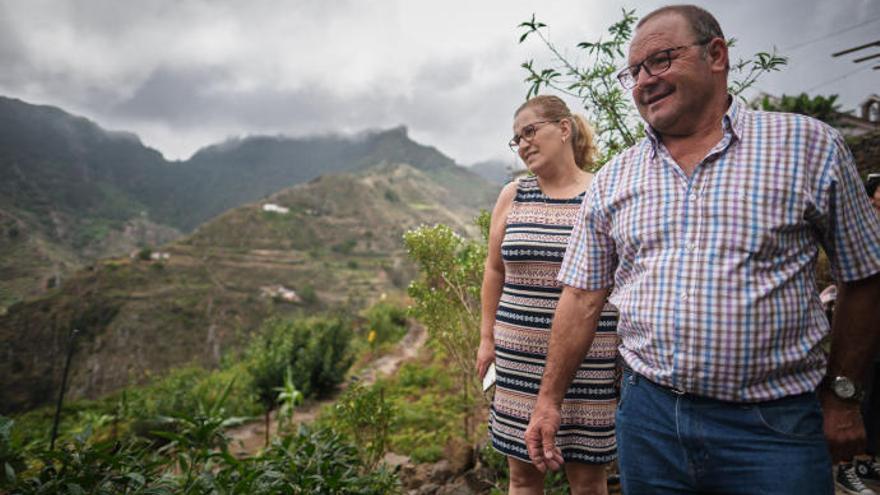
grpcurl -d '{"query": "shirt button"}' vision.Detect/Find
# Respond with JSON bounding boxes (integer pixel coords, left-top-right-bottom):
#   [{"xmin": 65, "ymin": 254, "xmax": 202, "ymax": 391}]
[
  {"xmin": 687, "ymin": 242, "xmax": 697, "ymax": 251},
  {"xmin": 681, "ymin": 291, "xmax": 689, "ymax": 301},
  {"xmin": 689, "ymin": 193, "xmax": 698, "ymax": 202}
]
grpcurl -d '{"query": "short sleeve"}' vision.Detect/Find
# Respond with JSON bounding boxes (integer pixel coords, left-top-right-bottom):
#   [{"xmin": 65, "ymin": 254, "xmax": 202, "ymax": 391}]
[
  {"xmin": 815, "ymin": 132, "xmax": 880, "ymax": 282},
  {"xmin": 558, "ymin": 175, "xmax": 617, "ymax": 290}
]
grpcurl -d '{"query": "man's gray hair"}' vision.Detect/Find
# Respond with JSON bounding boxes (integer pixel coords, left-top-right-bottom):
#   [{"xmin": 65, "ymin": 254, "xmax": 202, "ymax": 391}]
[{"xmin": 637, "ymin": 4, "xmax": 725, "ymax": 44}]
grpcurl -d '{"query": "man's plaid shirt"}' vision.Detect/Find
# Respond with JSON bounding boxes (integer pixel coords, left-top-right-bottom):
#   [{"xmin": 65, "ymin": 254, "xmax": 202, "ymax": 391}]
[{"xmin": 559, "ymin": 97, "xmax": 880, "ymax": 402}]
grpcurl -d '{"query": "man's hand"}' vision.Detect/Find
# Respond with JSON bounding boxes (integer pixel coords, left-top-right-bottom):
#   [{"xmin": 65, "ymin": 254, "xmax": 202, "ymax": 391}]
[
  {"xmin": 820, "ymin": 389, "xmax": 866, "ymax": 462},
  {"xmin": 524, "ymin": 401, "xmax": 564, "ymax": 472}
]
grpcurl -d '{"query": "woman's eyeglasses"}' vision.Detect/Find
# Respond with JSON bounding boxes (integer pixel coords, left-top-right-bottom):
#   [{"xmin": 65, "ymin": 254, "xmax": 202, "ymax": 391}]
[{"xmin": 509, "ymin": 120, "xmax": 560, "ymax": 151}]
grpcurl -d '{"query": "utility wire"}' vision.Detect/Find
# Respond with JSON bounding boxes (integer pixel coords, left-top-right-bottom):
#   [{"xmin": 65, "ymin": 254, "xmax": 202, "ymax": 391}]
[
  {"xmin": 803, "ymin": 65, "xmax": 872, "ymax": 93},
  {"xmin": 782, "ymin": 16, "xmax": 880, "ymax": 52}
]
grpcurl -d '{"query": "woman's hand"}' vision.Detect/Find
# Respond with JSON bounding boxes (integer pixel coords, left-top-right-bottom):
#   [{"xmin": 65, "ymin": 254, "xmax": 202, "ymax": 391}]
[{"xmin": 476, "ymin": 338, "xmax": 495, "ymax": 380}]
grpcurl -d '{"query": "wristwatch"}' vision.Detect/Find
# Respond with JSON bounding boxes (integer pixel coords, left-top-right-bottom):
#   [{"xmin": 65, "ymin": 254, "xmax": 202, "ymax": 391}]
[{"xmin": 823, "ymin": 376, "xmax": 865, "ymax": 401}]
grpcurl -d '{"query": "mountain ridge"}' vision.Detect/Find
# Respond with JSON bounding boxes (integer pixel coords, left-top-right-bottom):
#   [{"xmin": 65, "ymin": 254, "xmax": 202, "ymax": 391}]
[
  {"xmin": 0, "ymin": 95, "xmax": 493, "ymax": 308},
  {"xmin": 0, "ymin": 160, "xmax": 496, "ymax": 414}
]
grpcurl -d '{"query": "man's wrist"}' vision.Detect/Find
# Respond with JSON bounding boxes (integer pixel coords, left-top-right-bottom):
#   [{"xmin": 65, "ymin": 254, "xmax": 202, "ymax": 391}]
[{"xmin": 820, "ymin": 375, "xmax": 865, "ymax": 403}]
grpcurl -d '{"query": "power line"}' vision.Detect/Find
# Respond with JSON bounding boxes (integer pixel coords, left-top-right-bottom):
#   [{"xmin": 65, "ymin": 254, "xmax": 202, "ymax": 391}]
[
  {"xmin": 783, "ymin": 16, "xmax": 880, "ymax": 52},
  {"xmin": 803, "ymin": 65, "xmax": 872, "ymax": 93}
]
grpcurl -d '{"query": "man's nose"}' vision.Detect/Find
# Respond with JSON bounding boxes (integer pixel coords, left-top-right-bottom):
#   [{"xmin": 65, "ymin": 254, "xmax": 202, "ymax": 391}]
[{"xmin": 635, "ymin": 67, "xmax": 659, "ymax": 88}]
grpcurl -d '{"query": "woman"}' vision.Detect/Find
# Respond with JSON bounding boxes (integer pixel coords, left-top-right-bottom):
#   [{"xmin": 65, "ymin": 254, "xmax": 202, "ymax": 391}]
[{"xmin": 477, "ymin": 95, "xmax": 618, "ymax": 495}]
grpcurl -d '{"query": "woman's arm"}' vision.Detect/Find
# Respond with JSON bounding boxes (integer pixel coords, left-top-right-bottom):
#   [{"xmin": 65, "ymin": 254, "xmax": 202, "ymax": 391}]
[{"xmin": 476, "ymin": 180, "xmax": 518, "ymax": 379}]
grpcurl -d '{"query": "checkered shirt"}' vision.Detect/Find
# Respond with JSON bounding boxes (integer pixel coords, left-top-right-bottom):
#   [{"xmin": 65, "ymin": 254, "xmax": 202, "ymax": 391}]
[{"xmin": 559, "ymin": 98, "xmax": 880, "ymax": 402}]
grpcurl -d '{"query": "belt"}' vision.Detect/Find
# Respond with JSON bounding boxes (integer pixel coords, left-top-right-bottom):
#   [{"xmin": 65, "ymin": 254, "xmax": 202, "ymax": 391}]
[{"xmin": 623, "ymin": 365, "xmax": 688, "ymax": 396}]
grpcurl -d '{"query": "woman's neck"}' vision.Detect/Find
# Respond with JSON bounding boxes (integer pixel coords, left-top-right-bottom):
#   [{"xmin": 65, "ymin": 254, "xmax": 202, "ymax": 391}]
[{"xmin": 536, "ymin": 160, "xmax": 589, "ymax": 198}]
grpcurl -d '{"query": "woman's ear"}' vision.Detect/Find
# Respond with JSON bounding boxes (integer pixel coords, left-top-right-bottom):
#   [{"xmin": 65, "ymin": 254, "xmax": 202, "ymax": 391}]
[{"xmin": 560, "ymin": 118, "xmax": 572, "ymax": 143}]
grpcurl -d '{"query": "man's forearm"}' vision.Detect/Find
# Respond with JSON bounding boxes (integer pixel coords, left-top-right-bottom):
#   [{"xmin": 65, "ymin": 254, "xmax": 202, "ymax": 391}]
[
  {"xmin": 828, "ymin": 272, "xmax": 880, "ymax": 383},
  {"xmin": 537, "ymin": 286, "xmax": 610, "ymax": 407}
]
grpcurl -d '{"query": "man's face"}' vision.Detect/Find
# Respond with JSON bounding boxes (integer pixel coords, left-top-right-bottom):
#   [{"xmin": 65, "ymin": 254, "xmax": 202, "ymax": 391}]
[{"xmin": 628, "ymin": 13, "xmax": 717, "ymax": 135}]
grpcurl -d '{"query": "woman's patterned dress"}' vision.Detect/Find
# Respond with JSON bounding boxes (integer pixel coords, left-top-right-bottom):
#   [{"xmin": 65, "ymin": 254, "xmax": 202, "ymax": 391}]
[{"xmin": 489, "ymin": 175, "xmax": 619, "ymax": 464}]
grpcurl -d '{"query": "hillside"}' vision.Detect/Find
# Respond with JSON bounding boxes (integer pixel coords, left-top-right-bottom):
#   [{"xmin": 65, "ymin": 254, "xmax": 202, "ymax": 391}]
[
  {"xmin": 0, "ymin": 162, "xmax": 497, "ymax": 414},
  {"xmin": 0, "ymin": 96, "xmax": 487, "ymax": 308},
  {"xmin": 469, "ymin": 158, "xmax": 522, "ymax": 185}
]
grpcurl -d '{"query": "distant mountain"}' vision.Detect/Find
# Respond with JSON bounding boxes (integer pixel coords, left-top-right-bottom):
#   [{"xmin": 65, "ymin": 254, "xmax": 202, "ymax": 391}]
[
  {"xmin": 469, "ymin": 158, "xmax": 523, "ymax": 186},
  {"xmin": 0, "ymin": 161, "xmax": 497, "ymax": 414},
  {"xmin": 0, "ymin": 96, "xmax": 494, "ymax": 308},
  {"xmin": 0, "ymin": 97, "xmax": 183, "ymax": 307}
]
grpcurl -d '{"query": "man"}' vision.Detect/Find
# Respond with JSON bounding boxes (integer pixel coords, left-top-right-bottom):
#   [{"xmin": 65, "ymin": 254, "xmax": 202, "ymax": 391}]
[{"xmin": 524, "ymin": 5, "xmax": 880, "ymax": 494}]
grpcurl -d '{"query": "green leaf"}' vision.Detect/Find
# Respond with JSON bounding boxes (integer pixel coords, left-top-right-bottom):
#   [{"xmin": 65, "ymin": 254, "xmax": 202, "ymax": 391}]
[{"xmin": 4, "ymin": 462, "xmax": 15, "ymax": 485}]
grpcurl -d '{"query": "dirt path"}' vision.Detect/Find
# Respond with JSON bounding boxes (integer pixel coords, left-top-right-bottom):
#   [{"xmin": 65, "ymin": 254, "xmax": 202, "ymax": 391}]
[{"xmin": 226, "ymin": 323, "xmax": 427, "ymax": 457}]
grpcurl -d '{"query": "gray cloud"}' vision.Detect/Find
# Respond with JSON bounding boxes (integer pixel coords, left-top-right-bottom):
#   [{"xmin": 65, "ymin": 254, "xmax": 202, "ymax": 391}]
[{"xmin": 0, "ymin": 0, "xmax": 877, "ymax": 164}]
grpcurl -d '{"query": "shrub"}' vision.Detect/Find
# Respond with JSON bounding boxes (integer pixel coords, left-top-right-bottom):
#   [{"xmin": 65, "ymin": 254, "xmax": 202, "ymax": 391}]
[
  {"xmin": 7, "ymin": 424, "xmax": 399, "ymax": 495},
  {"xmin": 329, "ymin": 382, "xmax": 395, "ymax": 468},
  {"xmin": 298, "ymin": 284, "xmax": 319, "ymax": 305},
  {"xmin": 332, "ymin": 238, "xmax": 357, "ymax": 255},
  {"xmin": 9, "ymin": 436, "xmax": 173, "ymax": 495},
  {"xmin": 404, "ymin": 216, "xmax": 487, "ymax": 443},
  {"xmin": 362, "ymin": 301, "xmax": 408, "ymax": 346},
  {"xmin": 213, "ymin": 426, "xmax": 400, "ymax": 494},
  {"xmin": 247, "ymin": 315, "xmax": 355, "ymax": 405},
  {"xmin": 136, "ymin": 247, "xmax": 152, "ymax": 261},
  {"xmin": 127, "ymin": 364, "xmax": 259, "ymax": 443},
  {"xmin": 0, "ymin": 416, "xmax": 26, "ymax": 488}
]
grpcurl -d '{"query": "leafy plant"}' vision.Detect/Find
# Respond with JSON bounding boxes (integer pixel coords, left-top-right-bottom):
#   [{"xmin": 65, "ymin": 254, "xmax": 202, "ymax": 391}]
[
  {"xmin": 362, "ymin": 301, "xmax": 408, "ymax": 346},
  {"xmin": 758, "ymin": 92, "xmax": 842, "ymax": 126},
  {"xmin": 10, "ymin": 435, "xmax": 173, "ymax": 495},
  {"xmin": 273, "ymin": 367, "xmax": 304, "ymax": 436},
  {"xmin": 229, "ymin": 426, "xmax": 400, "ymax": 495},
  {"xmin": 247, "ymin": 315, "xmax": 355, "ymax": 445},
  {"xmin": 330, "ymin": 382, "xmax": 395, "ymax": 468},
  {"xmin": 0, "ymin": 416, "xmax": 26, "ymax": 488},
  {"xmin": 403, "ymin": 213, "xmax": 489, "ymax": 445},
  {"xmin": 383, "ymin": 362, "xmax": 459, "ymax": 463}
]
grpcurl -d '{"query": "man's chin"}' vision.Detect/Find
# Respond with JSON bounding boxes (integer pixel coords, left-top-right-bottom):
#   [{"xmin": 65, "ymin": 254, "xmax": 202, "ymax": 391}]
[{"xmin": 644, "ymin": 111, "xmax": 677, "ymax": 134}]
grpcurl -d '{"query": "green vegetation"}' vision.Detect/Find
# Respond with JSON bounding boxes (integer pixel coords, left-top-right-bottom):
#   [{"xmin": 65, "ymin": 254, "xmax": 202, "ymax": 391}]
[
  {"xmin": 362, "ymin": 300, "xmax": 408, "ymax": 346},
  {"xmin": 2, "ymin": 300, "xmax": 409, "ymax": 493},
  {"xmin": 2, "ymin": 418, "xmax": 399, "ymax": 494},
  {"xmin": 404, "ymin": 212, "xmax": 490, "ymax": 445},
  {"xmin": 384, "ymin": 361, "xmax": 461, "ymax": 463},
  {"xmin": 758, "ymin": 93, "xmax": 842, "ymax": 126},
  {"xmin": 329, "ymin": 383, "xmax": 395, "ymax": 468}
]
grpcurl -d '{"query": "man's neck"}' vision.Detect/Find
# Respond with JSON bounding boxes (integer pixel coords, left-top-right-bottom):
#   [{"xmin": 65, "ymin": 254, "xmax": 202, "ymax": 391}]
[{"xmin": 659, "ymin": 95, "xmax": 730, "ymax": 176}]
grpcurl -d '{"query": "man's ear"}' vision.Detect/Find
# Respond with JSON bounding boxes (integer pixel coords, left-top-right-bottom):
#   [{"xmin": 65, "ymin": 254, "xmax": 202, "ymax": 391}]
[{"xmin": 706, "ymin": 37, "xmax": 729, "ymax": 73}]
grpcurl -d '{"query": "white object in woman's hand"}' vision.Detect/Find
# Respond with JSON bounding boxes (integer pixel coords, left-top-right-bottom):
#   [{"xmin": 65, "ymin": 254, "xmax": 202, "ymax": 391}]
[{"xmin": 482, "ymin": 362, "xmax": 497, "ymax": 392}]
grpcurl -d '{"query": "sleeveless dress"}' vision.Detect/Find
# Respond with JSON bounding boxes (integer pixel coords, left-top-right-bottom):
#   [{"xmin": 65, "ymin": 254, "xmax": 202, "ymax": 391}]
[{"xmin": 489, "ymin": 175, "xmax": 619, "ymax": 465}]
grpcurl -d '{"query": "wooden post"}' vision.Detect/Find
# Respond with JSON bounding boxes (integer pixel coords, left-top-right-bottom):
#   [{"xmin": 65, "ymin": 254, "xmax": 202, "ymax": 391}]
[{"xmin": 50, "ymin": 328, "xmax": 79, "ymax": 450}]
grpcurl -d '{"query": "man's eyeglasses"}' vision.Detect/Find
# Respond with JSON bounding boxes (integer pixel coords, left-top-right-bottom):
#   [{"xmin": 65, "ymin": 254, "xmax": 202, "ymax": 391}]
[
  {"xmin": 509, "ymin": 120, "xmax": 560, "ymax": 151},
  {"xmin": 616, "ymin": 40, "xmax": 711, "ymax": 89}
]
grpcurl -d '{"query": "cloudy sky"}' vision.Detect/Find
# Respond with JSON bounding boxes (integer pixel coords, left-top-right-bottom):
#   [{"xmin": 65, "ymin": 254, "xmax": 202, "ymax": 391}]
[{"xmin": 1, "ymin": 0, "xmax": 878, "ymax": 166}]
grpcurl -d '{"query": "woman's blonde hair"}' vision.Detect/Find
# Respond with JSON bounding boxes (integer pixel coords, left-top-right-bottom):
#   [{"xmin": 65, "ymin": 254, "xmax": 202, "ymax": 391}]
[{"xmin": 515, "ymin": 95, "xmax": 598, "ymax": 170}]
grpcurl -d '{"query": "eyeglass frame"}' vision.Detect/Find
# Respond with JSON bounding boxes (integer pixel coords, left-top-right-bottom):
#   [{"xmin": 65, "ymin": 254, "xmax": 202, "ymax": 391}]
[
  {"xmin": 508, "ymin": 119, "xmax": 561, "ymax": 152},
  {"xmin": 616, "ymin": 39, "xmax": 713, "ymax": 90}
]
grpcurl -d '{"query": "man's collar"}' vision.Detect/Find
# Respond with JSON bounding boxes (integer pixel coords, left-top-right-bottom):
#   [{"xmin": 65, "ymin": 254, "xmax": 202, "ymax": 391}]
[{"xmin": 644, "ymin": 94, "xmax": 741, "ymax": 157}]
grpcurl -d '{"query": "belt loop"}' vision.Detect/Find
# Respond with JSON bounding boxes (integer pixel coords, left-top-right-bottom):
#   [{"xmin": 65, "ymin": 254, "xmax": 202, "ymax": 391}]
[{"xmin": 625, "ymin": 366, "xmax": 639, "ymax": 385}]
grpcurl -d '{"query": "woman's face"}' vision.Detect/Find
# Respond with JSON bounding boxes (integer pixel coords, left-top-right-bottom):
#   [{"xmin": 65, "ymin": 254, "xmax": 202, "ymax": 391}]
[{"xmin": 512, "ymin": 107, "xmax": 567, "ymax": 175}]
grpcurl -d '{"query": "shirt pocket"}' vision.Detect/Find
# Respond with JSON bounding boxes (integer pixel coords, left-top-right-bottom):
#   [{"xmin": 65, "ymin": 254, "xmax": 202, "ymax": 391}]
[{"xmin": 714, "ymin": 187, "xmax": 797, "ymax": 258}]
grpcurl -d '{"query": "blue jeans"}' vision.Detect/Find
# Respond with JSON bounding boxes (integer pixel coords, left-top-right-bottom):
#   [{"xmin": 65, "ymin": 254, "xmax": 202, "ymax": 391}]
[{"xmin": 616, "ymin": 369, "xmax": 833, "ymax": 494}]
